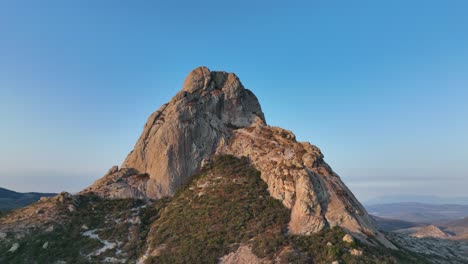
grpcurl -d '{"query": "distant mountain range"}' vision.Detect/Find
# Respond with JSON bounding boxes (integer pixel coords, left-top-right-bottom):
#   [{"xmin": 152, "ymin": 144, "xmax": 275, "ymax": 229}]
[
  {"xmin": 0, "ymin": 187, "xmax": 56, "ymax": 211},
  {"xmin": 365, "ymin": 195, "xmax": 468, "ymax": 205},
  {"xmin": 368, "ymin": 202, "xmax": 468, "ymax": 240},
  {"xmin": 366, "ymin": 202, "xmax": 468, "ymax": 223}
]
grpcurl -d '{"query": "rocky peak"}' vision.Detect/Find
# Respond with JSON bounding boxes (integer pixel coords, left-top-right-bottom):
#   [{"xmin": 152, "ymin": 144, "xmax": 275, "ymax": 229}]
[
  {"xmin": 182, "ymin": 66, "xmax": 211, "ymax": 93},
  {"xmin": 179, "ymin": 66, "xmax": 266, "ymax": 127},
  {"xmin": 81, "ymin": 66, "xmax": 395, "ymax": 248},
  {"xmin": 83, "ymin": 67, "xmax": 265, "ymax": 199}
]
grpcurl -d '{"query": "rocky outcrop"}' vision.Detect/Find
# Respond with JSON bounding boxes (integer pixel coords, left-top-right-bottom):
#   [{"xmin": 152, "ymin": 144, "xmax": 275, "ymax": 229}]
[
  {"xmin": 80, "ymin": 167, "xmax": 149, "ymax": 200},
  {"xmin": 219, "ymin": 245, "xmax": 263, "ymax": 264},
  {"xmin": 216, "ymin": 125, "xmax": 394, "ymax": 248},
  {"xmin": 83, "ymin": 66, "xmax": 394, "ymax": 248}
]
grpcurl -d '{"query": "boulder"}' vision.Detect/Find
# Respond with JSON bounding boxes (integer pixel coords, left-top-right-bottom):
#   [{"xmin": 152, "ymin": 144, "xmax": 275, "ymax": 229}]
[
  {"xmin": 8, "ymin": 243, "xmax": 19, "ymax": 252},
  {"xmin": 350, "ymin": 248, "xmax": 363, "ymax": 256},
  {"xmin": 342, "ymin": 234, "xmax": 354, "ymax": 243}
]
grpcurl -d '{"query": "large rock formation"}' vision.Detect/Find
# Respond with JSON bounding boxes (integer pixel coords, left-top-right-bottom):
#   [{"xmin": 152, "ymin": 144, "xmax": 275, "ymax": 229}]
[
  {"xmin": 81, "ymin": 66, "xmax": 394, "ymax": 248},
  {"xmin": 82, "ymin": 67, "xmax": 265, "ymax": 199}
]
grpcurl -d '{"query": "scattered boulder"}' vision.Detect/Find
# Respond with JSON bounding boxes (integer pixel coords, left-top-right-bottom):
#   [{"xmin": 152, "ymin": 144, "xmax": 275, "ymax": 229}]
[
  {"xmin": 43, "ymin": 242, "xmax": 49, "ymax": 249},
  {"xmin": 107, "ymin": 165, "xmax": 119, "ymax": 175},
  {"xmin": 57, "ymin": 192, "xmax": 73, "ymax": 204},
  {"xmin": 342, "ymin": 234, "xmax": 354, "ymax": 243},
  {"xmin": 350, "ymin": 248, "xmax": 363, "ymax": 256},
  {"xmin": 150, "ymin": 244, "xmax": 167, "ymax": 257},
  {"xmin": 8, "ymin": 243, "xmax": 19, "ymax": 252},
  {"xmin": 0, "ymin": 232, "xmax": 6, "ymax": 239},
  {"xmin": 67, "ymin": 205, "xmax": 76, "ymax": 213}
]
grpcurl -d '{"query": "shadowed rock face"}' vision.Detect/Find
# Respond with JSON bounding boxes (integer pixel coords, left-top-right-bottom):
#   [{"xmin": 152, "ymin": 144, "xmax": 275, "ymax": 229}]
[{"xmin": 81, "ymin": 66, "xmax": 394, "ymax": 248}]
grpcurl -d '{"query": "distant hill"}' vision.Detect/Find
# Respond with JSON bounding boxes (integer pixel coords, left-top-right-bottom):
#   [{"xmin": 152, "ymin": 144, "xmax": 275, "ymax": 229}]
[
  {"xmin": 444, "ymin": 216, "xmax": 468, "ymax": 228},
  {"xmin": 0, "ymin": 187, "xmax": 56, "ymax": 211},
  {"xmin": 371, "ymin": 215, "xmax": 424, "ymax": 232},
  {"xmin": 371, "ymin": 207, "xmax": 468, "ymax": 240},
  {"xmin": 440, "ymin": 216, "xmax": 468, "ymax": 239},
  {"xmin": 366, "ymin": 202, "xmax": 468, "ymax": 223},
  {"xmin": 395, "ymin": 225, "xmax": 451, "ymax": 239}
]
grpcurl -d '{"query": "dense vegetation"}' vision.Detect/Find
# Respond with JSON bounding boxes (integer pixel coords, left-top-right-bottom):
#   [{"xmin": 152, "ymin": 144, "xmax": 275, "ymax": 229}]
[{"xmin": 146, "ymin": 155, "xmax": 291, "ymax": 263}]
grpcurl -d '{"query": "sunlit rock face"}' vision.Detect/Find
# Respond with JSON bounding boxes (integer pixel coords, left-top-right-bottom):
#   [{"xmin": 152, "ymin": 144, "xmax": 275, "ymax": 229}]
[{"xmin": 120, "ymin": 66, "xmax": 265, "ymax": 199}]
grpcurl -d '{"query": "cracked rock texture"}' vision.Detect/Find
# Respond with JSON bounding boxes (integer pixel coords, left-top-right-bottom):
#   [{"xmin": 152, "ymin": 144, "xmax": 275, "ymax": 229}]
[
  {"xmin": 82, "ymin": 66, "xmax": 393, "ymax": 248},
  {"xmin": 113, "ymin": 66, "xmax": 265, "ymax": 199}
]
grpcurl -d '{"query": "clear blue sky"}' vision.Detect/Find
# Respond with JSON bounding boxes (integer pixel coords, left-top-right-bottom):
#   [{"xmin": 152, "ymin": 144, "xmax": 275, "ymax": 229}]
[{"xmin": 0, "ymin": 1, "xmax": 467, "ymax": 202}]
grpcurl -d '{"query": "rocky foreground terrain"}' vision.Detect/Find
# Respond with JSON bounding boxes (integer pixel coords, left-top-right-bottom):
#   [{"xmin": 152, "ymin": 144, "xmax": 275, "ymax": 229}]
[{"xmin": 0, "ymin": 67, "xmax": 467, "ymax": 263}]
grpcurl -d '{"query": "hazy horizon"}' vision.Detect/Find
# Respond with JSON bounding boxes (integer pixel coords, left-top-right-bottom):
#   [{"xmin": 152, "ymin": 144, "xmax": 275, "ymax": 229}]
[{"xmin": 1, "ymin": 1, "xmax": 467, "ymax": 202}]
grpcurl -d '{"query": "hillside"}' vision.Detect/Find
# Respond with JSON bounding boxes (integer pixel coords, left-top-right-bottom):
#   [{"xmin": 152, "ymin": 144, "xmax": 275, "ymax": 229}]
[
  {"xmin": 440, "ymin": 216, "xmax": 468, "ymax": 239},
  {"xmin": 0, "ymin": 187, "xmax": 56, "ymax": 212},
  {"xmin": 0, "ymin": 156, "xmax": 424, "ymax": 264}
]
